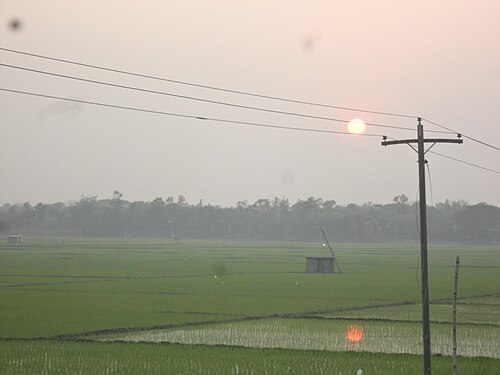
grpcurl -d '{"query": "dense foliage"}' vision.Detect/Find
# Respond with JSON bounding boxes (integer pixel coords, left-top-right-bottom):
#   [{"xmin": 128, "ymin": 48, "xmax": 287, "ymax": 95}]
[{"xmin": 1, "ymin": 193, "xmax": 499, "ymax": 242}]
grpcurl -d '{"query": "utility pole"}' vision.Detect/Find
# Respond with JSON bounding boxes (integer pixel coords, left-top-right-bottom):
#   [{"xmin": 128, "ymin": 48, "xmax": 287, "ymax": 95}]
[{"xmin": 382, "ymin": 117, "xmax": 462, "ymax": 375}]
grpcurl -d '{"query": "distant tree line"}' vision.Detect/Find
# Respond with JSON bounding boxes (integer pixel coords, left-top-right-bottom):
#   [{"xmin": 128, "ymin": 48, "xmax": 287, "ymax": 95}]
[{"xmin": 0, "ymin": 192, "xmax": 499, "ymax": 243}]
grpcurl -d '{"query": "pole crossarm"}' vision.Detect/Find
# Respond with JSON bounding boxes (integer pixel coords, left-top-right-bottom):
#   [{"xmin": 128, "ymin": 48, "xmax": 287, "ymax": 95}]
[{"xmin": 382, "ymin": 138, "xmax": 463, "ymax": 146}]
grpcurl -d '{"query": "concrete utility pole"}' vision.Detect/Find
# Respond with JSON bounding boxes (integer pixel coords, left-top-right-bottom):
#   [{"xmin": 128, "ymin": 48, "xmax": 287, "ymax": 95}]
[{"xmin": 382, "ymin": 117, "xmax": 462, "ymax": 375}]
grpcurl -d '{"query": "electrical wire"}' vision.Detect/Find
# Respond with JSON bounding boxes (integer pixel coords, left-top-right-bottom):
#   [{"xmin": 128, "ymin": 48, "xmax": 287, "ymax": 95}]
[
  {"xmin": 426, "ymin": 162, "xmax": 434, "ymax": 238},
  {"xmin": 426, "ymin": 162, "xmax": 434, "ymax": 210},
  {"xmin": 412, "ymin": 184, "xmax": 422, "ymax": 320},
  {"xmin": 422, "ymin": 117, "xmax": 500, "ymax": 152},
  {"xmin": 428, "ymin": 150, "xmax": 500, "ymax": 175},
  {"xmin": 382, "ymin": 134, "xmax": 499, "ymax": 176},
  {"xmin": 0, "ymin": 87, "xmax": 386, "ymax": 138},
  {"xmin": 1, "ymin": 60, "xmax": 497, "ymax": 176},
  {"xmin": 0, "ymin": 46, "xmax": 418, "ymax": 119},
  {"xmin": 4, "ymin": 85, "xmax": 496, "ymax": 175},
  {"xmin": 0, "ymin": 62, "xmax": 437, "ymax": 133},
  {"xmin": 415, "ymin": 186, "xmax": 421, "ymax": 240},
  {"xmin": 4, "ymin": 47, "xmax": 495, "ymax": 152}
]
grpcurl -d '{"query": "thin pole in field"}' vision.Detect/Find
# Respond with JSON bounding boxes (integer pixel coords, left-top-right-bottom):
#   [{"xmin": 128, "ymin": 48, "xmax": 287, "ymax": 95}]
[
  {"xmin": 320, "ymin": 227, "xmax": 341, "ymax": 273},
  {"xmin": 452, "ymin": 256, "xmax": 460, "ymax": 375}
]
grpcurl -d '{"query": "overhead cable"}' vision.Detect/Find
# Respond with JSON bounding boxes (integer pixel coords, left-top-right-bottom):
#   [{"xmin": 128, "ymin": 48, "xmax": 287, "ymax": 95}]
[
  {"xmin": 1, "ymin": 47, "xmax": 495, "ymax": 152},
  {"xmin": 0, "ymin": 46, "xmax": 417, "ymax": 119},
  {"xmin": 0, "ymin": 62, "xmax": 438, "ymax": 133},
  {"xmin": 2, "ymin": 86, "xmax": 497, "ymax": 175},
  {"xmin": 0, "ymin": 87, "xmax": 386, "ymax": 138},
  {"xmin": 429, "ymin": 150, "xmax": 500, "ymax": 175},
  {"xmin": 422, "ymin": 117, "xmax": 500, "ymax": 152}
]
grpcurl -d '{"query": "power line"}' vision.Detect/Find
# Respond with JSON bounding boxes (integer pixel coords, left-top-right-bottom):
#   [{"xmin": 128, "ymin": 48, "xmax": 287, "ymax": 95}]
[
  {"xmin": 0, "ymin": 46, "xmax": 418, "ymax": 120},
  {"xmin": 385, "ymin": 132, "xmax": 499, "ymax": 176},
  {"xmin": 2, "ymin": 86, "xmax": 497, "ymax": 176},
  {"xmin": 0, "ymin": 62, "xmax": 439, "ymax": 134},
  {"xmin": 0, "ymin": 86, "xmax": 386, "ymax": 138},
  {"xmin": 4, "ymin": 47, "xmax": 493, "ymax": 149},
  {"xmin": 429, "ymin": 150, "xmax": 500, "ymax": 175},
  {"xmin": 422, "ymin": 117, "xmax": 500, "ymax": 152}
]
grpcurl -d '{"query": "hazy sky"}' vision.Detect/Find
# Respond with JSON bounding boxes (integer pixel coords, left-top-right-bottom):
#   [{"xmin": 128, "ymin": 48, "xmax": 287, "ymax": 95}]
[{"xmin": 1, "ymin": 0, "xmax": 499, "ymax": 207}]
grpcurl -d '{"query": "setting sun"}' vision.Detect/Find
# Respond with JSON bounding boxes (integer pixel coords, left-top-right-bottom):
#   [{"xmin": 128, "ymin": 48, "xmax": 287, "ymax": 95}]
[{"xmin": 348, "ymin": 119, "xmax": 366, "ymax": 134}]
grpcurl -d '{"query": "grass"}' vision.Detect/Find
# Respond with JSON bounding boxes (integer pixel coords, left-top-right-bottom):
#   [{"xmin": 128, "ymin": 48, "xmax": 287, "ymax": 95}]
[
  {"xmin": 107, "ymin": 318, "xmax": 500, "ymax": 358},
  {"xmin": 1, "ymin": 339, "xmax": 499, "ymax": 375},
  {"xmin": 321, "ymin": 299, "xmax": 500, "ymax": 325},
  {"xmin": 0, "ymin": 239, "xmax": 498, "ymax": 373}
]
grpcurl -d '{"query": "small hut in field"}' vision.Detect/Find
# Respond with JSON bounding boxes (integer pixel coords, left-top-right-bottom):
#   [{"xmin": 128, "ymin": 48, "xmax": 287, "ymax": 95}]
[
  {"xmin": 305, "ymin": 228, "xmax": 341, "ymax": 273},
  {"xmin": 306, "ymin": 257, "xmax": 334, "ymax": 273}
]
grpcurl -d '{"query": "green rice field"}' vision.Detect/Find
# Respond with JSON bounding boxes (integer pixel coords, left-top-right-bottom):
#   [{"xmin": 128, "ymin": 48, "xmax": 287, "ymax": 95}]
[{"xmin": 0, "ymin": 239, "xmax": 499, "ymax": 374}]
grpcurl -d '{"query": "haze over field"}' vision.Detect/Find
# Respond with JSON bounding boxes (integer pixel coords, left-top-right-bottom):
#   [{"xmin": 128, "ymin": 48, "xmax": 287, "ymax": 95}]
[{"xmin": 1, "ymin": 1, "xmax": 499, "ymax": 207}]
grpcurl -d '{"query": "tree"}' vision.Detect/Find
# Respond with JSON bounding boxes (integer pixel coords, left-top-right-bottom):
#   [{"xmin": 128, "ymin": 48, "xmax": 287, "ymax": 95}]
[
  {"xmin": 152, "ymin": 197, "xmax": 164, "ymax": 206},
  {"xmin": 393, "ymin": 194, "xmax": 409, "ymax": 204},
  {"xmin": 236, "ymin": 200, "xmax": 248, "ymax": 209},
  {"xmin": 292, "ymin": 197, "xmax": 322, "ymax": 211},
  {"xmin": 454, "ymin": 203, "xmax": 500, "ymax": 243},
  {"xmin": 0, "ymin": 219, "xmax": 11, "ymax": 233},
  {"xmin": 112, "ymin": 190, "xmax": 123, "ymax": 202},
  {"xmin": 0, "ymin": 196, "xmax": 497, "ymax": 243},
  {"xmin": 252, "ymin": 199, "xmax": 271, "ymax": 210},
  {"xmin": 177, "ymin": 195, "xmax": 187, "ymax": 207},
  {"xmin": 278, "ymin": 197, "xmax": 290, "ymax": 211},
  {"xmin": 323, "ymin": 200, "xmax": 336, "ymax": 210}
]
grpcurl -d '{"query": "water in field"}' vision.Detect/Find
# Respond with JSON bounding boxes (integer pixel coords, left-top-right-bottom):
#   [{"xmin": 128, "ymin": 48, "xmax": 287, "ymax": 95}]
[{"xmin": 108, "ymin": 318, "xmax": 500, "ymax": 359}]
